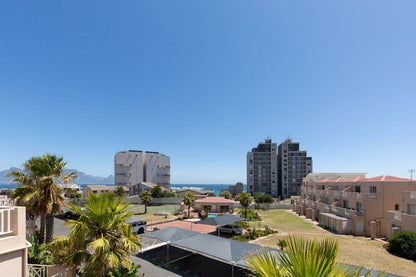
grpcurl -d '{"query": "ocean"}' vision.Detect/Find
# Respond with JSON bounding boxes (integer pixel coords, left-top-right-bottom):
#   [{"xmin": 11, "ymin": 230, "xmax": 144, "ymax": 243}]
[{"xmin": 0, "ymin": 183, "xmax": 247, "ymax": 196}]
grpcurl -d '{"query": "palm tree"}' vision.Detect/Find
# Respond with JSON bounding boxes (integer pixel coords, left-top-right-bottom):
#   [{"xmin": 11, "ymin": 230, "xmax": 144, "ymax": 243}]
[
  {"xmin": 9, "ymin": 154, "xmax": 77, "ymax": 243},
  {"xmin": 246, "ymin": 236, "xmax": 382, "ymax": 277},
  {"xmin": 183, "ymin": 192, "xmax": 195, "ymax": 218},
  {"xmin": 140, "ymin": 190, "xmax": 152, "ymax": 214},
  {"xmin": 239, "ymin": 192, "xmax": 252, "ymax": 219},
  {"xmin": 49, "ymin": 193, "xmax": 141, "ymax": 276}
]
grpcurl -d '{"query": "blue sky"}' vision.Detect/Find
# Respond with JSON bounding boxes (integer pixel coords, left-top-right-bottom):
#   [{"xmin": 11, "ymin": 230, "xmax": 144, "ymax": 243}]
[{"xmin": 1, "ymin": 1, "xmax": 415, "ymax": 183}]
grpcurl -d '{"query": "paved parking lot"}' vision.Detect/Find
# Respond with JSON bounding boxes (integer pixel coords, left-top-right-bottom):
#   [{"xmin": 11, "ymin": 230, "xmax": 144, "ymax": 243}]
[{"xmin": 148, "ymin": 219, "xmax": 217, "ymax": 234}]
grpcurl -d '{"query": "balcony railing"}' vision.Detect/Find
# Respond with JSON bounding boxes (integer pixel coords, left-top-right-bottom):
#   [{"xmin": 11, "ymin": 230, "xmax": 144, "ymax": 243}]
[
  {"xmin": 0, "ymin": 208, "xmax": 13, "ymax": 236},
  {"xmin": 28, "ymin": 264, "xmax": 69, "ymax": 277},
  {"xmin": 394, "ymin": 212, "xmax": 402, "ymax": 221},
  {"xmin": 0, "ymin": 196, "xmax": 14, "ymax": 206}
]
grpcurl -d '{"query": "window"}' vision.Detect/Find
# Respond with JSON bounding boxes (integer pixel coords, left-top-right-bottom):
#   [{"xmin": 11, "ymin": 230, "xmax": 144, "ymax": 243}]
[
  {"xmin": 408, "ymin": 204, "xmax": 416, "ymax": 215},
  {"xmin": 356, "ymin": 202, "xmax": 362, "ymax": 211},
  {"xmin": 395, "ymin": 204, "xmax": 399, "ymax": 211},
  {"xmin": 343, "ymin": 200, "xmax": 348, "ymax": 209},
  {"xmin": 355, "ymin": 186, "xmax": 361, "ymax": 193},
  {"xmin": 369, "ymin": 186, "xmax": 377, "ymax": 197}
]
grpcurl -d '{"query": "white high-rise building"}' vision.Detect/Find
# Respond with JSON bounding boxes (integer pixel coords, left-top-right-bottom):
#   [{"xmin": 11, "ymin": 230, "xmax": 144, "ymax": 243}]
[
  {"xmin": 144, "ymin": 152, "xmax": 170, "ymax": 188},
  {"xmin": 114, "ymin": 150, "xmax": 144, "ymax": 187}
]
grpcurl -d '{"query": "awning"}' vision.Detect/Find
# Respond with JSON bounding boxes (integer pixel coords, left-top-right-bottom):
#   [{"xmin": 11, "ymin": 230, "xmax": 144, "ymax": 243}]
[{"xmin": 195, "ymin": 215, "xmax": 245, "ymax": 226}]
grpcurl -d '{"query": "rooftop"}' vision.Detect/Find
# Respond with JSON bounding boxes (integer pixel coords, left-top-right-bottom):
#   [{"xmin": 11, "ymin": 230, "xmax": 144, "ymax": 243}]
[
  {"xmin": 316, "ymin": 175, "xmax": 412, "ymax": 183},
  {"xmin": 195, "ymin": 197, "xmax": 234, "ymax": 203}
]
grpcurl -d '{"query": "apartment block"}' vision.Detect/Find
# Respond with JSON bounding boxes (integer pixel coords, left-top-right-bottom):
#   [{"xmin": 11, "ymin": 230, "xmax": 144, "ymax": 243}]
[
  {"xmin": 220, "ymin": 182, "xmax": 244, "ymax": 198},
  {"xmin": 295, "ymin": 174, "xmax": 416, "ymax": 237},
  {"xmin": 114, "ymin": 150, "xmax": 144, "ymax": 187},
  {"xmin": 0, "ymin": 205, "xmax": 30, "ymax": 277},
  {"xmin": 386, "ymin": 191, "xmax": 416, "ymax": 237},
  {"xmin": 278, "ymin": 139, "xmax": 312, "ymax": 198},
  {"xmin": 144, "ymin": 151, "xmax": 170, "ymax": 188},
  {"xmin": 247, "ymin": 139, "xmax": 278, "ymax": 197}
]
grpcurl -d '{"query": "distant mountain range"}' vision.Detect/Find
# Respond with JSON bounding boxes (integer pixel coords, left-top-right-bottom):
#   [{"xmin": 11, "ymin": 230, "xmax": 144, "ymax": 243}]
[{"xmin": 0, "ymin": 167, "xmax": 114, "ymax": 184}]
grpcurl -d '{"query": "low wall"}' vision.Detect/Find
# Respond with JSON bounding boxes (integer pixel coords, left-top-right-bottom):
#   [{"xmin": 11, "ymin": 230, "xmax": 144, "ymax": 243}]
[{"xmin": 123, "ymin": 196, "xmax": 183, "ymax": 205}]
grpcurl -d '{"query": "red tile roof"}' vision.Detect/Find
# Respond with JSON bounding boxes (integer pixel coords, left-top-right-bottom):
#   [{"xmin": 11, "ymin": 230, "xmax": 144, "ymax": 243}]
[
  {"xmin": 315, "ymin": 175, "xmax": 411, "ymax": 183},
  {"xmin": 195, "ymin": 197, "xmax": 234, "ymax": 203}
]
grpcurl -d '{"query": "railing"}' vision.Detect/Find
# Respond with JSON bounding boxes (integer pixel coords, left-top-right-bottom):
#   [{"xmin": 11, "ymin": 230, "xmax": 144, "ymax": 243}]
[
  {"xmin": 0, "ymin": 208, "xmax": 13, "ymax": 236},
  {"xmin": 0, "ymin": 196, "xmax": 14, "ymax": 206},
  {"xmin": 394, "ymin": 212, "xmax": 402, "ymax": 221},
  {"xmin": 28, "ymin": 264, "xmax": 69, "ymax": 277},
  {"xmin": 367, "ymin": 193, "xmax": 377, "ymax": 199}
]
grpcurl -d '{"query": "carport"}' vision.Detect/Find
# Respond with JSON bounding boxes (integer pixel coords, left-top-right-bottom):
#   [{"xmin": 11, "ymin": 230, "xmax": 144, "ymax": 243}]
[
  {"xmin": 193, "ymin": 214, "xmax": 245, "ymax": 235},
  {"xmin": 141, "ymin": 227, "xmax": 276, "ymax": 276}
]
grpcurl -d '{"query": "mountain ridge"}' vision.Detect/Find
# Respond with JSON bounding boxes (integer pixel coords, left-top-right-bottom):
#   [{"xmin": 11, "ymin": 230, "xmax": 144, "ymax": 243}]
[{"xmin": 0, "ymin": 167, "xmax": 114, "ymax": 184}]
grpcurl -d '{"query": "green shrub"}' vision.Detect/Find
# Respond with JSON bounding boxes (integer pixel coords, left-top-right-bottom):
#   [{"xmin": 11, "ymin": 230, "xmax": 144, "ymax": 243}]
[
  {"xmin": 387, "ymin": 230, "xmax": 416, "ymax": 260},
  {"xmin": 238, "ymin": 208, "xmax": 261, "ymax": 220},
  {"xmin": 254, "ymin": 193, "xmax": 274, "ymax": 204}
]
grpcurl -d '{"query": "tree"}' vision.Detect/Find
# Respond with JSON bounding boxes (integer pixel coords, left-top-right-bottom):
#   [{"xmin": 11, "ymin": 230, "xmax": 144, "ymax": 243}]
[
  {"xmin": 49, "ymin": 193, "xmax": 141, "ymax": 276},
  {"xmin": 140, "ymin": 190, "xmax": 152, "ymax": 214},
  {"xmin": 219, "ymin": 190, "xmax": 232, "ymax": 199},
  {"xmin": 114, "ymin": 186, "xmax": 125, "ymax": 198},
  {"xmin": 238, "ymin": 192, "xmax": 252, "ymax": 219},
  {"xmin": 255, "ymin": 193, "xmax": 274, "ymax": 204},
  {"xmin": 151, "ymin": 185, "xmax": 162, "ymax": 198},
  {"xmin": 246, "ymin": 236, "xmax": 380, "ymax": 277},
  {"xmin": 9, "ymin": 154, "xmax": 77, "ymax": 243},
  {"xmin": 183, "ymin": 192, "xmax": 195, "ymax": 218}
]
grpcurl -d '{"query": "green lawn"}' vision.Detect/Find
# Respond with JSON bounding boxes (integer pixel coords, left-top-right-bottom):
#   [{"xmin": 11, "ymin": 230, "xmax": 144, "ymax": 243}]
[
  {"xmin": 125, "ymin": 204, "xmax": 179, "ymax": 222},
  {"xmin": 258, "ymin": 209, "xmax": 327, "ymax": 234},
  {"xmin": 254, "ymin": 209, "xmax": 416, "ymax": 277}
]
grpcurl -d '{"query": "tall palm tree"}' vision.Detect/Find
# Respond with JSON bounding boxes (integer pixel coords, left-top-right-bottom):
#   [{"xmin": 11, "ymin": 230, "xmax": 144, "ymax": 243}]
[
  {"xmin": 9, "ymin": 154, "xmax": 77, "ymax": 243},
  {"xmin": 183, "ymin": 192, "xmax": 195, "ymax": 218},
  {"xmin": 49, "ymin": 193, "xmax": 141, "ymax": 276},
  {"xmin": 246, "ymin": 236, "xmax": 382, "ymax": 277},
  {"xmin": 239, "ymin": 192, "xmax": 252, "ymax": 219},
  {"xmin": 139, "ymin": 190, "xmax": 152, "ymax": 214}
]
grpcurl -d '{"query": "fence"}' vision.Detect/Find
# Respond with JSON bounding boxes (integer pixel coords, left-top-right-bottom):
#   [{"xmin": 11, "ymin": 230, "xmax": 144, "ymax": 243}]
[{"xmin": 28, "ymin": 264, "xmax": 74, "ymax": 277}]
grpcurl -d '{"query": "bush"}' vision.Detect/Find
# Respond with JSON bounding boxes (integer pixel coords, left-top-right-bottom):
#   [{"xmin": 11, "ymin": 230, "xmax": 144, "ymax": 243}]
[
  {"xmin": 238, "ymin": 208, "xmax": 261, "ymax": 220},
  {"xmin": 232, "ymin": 226, "xmax": 277, "ymax": 242},
  {"xmin": 387, "ymin": 231, "xmax": 416, "ymax": 260},
  {"xmin": 220, "ymin": 190, "xmax": 232, "ymax": 199},
  {"xmin": 254, "ymin": 193, "xmax": 274, "ymax": 204}
]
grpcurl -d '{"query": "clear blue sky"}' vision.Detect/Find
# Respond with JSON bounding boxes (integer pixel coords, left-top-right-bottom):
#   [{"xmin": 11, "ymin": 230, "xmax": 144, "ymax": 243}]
[{"xmin": 1, "ymin": 1, "xmax": 415, "ymax": 183}]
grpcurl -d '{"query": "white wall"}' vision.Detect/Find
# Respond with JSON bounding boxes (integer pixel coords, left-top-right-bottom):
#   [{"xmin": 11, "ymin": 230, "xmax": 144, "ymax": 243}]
[
  {"xmin": 144, "ymin": 153, "xmax": 170, "ymax": 187},
  {"xmin": 114, "ymin": 151, "xmax": 144, "ymax": 186}
]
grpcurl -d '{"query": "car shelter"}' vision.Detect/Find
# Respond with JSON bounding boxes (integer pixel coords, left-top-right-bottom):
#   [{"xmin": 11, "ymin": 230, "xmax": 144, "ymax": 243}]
[
  {"xmin": 140, "ymin": 227, "xmax": 278, "ymax": 276},
  {"xmin": 193, "ymin": 214, "xmax": 245, "ymax": 235}
]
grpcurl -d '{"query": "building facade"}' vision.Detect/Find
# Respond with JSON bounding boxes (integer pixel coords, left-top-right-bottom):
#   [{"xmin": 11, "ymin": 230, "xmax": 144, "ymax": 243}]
[
  {"xmin": 221, "ymin": 182, "xmax": 244, "ymax": 198},
  {"xmin": 295, "ymin": 174, "xmax": 416, "ymax": 237},
  {"xmin": 386, "ymin": 190, "xmax": 416, "ymax": 237},
  {"xmin": 277, "ymin": 139, "xmax": 312, "ymax": 198},
  {"xmin": 143, "ymin": 152, "xmax": 170, "ymax": 188},
  {"xmin": 194, "ymin": 197, "xmax": 235, "ymax": 213},
  {"xmin": 247, "ymin": 139, "xmax": 278, "ymax": 197},
  {"xmin": 0, "ymin": 205, "xmax": 30, "ymax": 277},
  {"xmin": 114, "ymin": 150, "xmax": 144, "ymax": 187}
]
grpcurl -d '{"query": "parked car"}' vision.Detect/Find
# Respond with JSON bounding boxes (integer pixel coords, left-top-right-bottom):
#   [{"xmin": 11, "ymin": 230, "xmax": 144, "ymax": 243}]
[
  {"xmin": 216, "ymin": 224, "xmax": 243, "ymax": 235},
  {"xmin": 126, "ymin": 217, "xmax": 147, "ymax": 234}
]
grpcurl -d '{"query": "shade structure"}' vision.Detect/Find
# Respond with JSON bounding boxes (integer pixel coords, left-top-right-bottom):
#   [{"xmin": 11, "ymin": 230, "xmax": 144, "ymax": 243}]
[
  {"xmin": 194, "ymin": 214, "xmax": 245, "ymax": 226},
  {"xmin": 141, "ymin": 226, "xmax": 199, "ymax": 242},
  {"xmin": 125, "ymin": 216, "xmax": 148, "ymax": 224},
  {"xmin": 141, "ymin": 227, "xmax": 274, "ymax": 268}
]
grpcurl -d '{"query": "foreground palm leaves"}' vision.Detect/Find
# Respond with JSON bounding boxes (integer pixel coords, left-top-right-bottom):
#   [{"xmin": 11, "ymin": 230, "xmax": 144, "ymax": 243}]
[
  {"xmin": 49, "ymin": 193, "xmax": 141, "ymax": 276},
  {"xmin": 246, "ymin": 236, "xmax": 385, "ymax": 277}
]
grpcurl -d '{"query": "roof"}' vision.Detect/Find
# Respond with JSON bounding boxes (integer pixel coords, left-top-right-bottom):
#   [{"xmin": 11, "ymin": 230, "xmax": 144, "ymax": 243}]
[
  {"xmin": 126, "ymin": 216, "xmax": 148, "ymax": 224},
  {"xmin": 315, "ymin": 175, "xmax": 411, "ymax": 183},
  {"xmin": 141, "ymin": 182, "xmax": 169, "ymax": 191},
  {"xmin": 320, "ymin": 212, "xmax": 349, "ymax": 221},
  {"xmin": 195, "ymin": 197, "xmax": 234, "ymax": 203},
  {"xmin": 83, "ymin": 185, "xmax": 116, "ymax": 191},
  {"xmin": 141, "ymin": 227, "xmax": 274, "ymax": 268}
]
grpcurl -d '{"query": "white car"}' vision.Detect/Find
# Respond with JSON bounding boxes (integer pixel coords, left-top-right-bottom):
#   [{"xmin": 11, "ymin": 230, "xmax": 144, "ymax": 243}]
[{"xmin": 216, "ymin": 224, "xmax": 243, "ymax": 235}]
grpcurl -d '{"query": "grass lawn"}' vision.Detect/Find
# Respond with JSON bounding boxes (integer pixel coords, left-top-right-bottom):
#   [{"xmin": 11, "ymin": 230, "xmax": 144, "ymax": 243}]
[{"xmin": 254, "ymin": 209, "xmax": 416, "ymax": 277}]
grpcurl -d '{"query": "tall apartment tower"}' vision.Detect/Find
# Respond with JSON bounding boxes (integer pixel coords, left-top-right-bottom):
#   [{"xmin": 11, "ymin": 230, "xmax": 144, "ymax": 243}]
[
  {"xmin": 277, "ymin": 139, "xmax": 312, "ymax": 198},
  {"xmin": 247, "ymin": 139, "xmax": 279, "ymax": 197},
  {"xmin": 114, "ymin": 150, "xmax": 144, "ymax": 187},
  {"xmin": 144, "ymin": 151, "xmax": 171, "ymax": 188}
]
